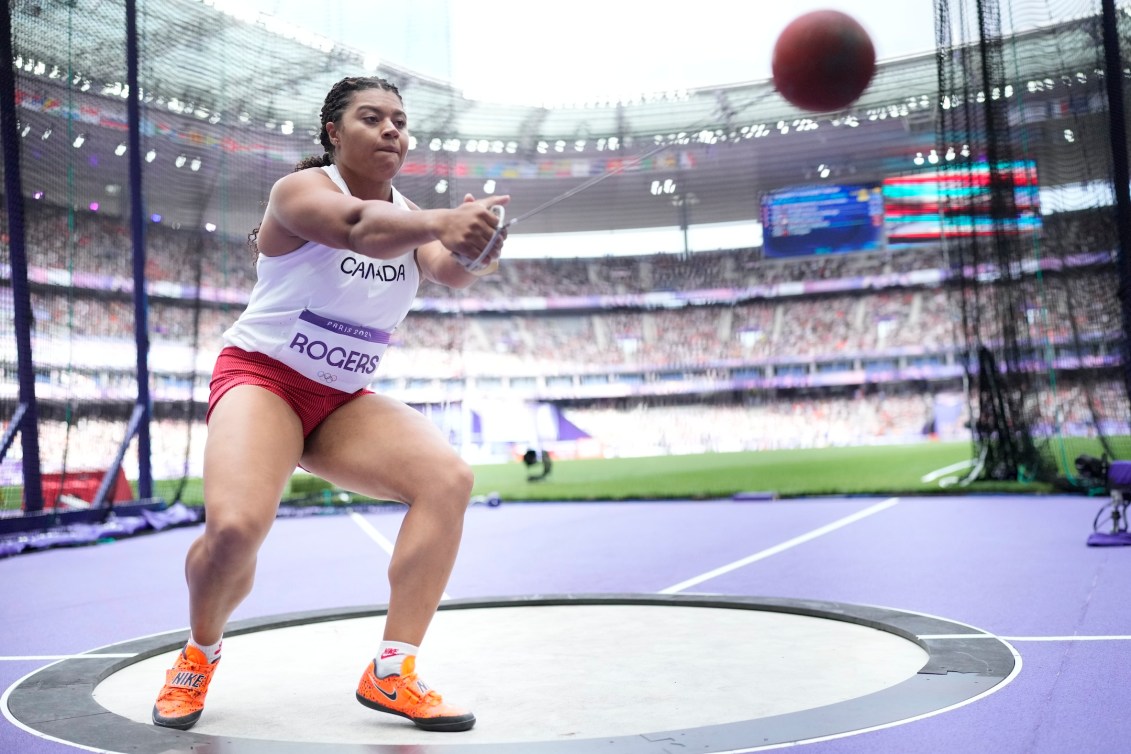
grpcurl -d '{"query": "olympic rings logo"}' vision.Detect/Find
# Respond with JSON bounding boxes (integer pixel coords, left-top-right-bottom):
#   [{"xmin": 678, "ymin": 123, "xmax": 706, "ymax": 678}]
[{"xmin": 316, "ymin": 371, "xmax": 338, "ymax": 383}]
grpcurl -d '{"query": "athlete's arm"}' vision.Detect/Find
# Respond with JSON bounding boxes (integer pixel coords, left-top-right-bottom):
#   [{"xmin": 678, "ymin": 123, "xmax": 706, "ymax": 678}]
[{"xmin": 258, "ymin": 169, "xmax": 506, "ymax": 262}]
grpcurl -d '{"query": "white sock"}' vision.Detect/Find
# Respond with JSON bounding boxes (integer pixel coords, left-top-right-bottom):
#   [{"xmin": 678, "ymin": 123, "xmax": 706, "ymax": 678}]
[
  {"xmin": 188, "ymin": 635, "xmax": 222, "ymax": 663},
  {"xmin": 376, "ymin": 641, "xmax": 418, "ymax": 678}
]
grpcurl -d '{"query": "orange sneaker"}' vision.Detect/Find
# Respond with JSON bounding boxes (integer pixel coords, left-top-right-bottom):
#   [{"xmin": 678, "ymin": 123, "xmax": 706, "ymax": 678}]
[
  {"xmin": 356, "ymin": 655, "xmax": 475, "ymax": 732},
  {"xmin": 151, "ymin": 645, "xmax": 219, "ymax": 730}
]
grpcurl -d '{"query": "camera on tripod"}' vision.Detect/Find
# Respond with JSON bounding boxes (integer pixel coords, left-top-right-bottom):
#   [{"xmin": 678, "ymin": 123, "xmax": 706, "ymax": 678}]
[
  {"xmin": 1081, "ymin": 454, "xmax": 1131, "ymax": 546},
  {"xmin": 523, "ymin": 448, "xmax": 552, "ymax": 482},
  {"xmin": 1075, "ymin": 454, "xmax": 1110, "ymax": 490}
]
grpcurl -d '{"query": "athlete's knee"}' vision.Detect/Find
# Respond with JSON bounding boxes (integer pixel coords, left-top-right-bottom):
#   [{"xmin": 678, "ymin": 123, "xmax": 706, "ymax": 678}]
[
  {"xmin": 202, "ymin": 514, "xmax": 271, "ymax": 564},
  {"xmin": 445, "ymin": 458, "xmax": 476, "ymax": 502},
  {"xmin": 424, "ymin": 457, "xmax": 475, "ymax": 510}
]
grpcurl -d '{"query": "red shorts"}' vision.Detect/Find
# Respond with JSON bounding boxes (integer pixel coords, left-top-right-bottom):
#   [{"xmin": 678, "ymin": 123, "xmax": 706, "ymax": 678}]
[{"xmin": 208, "ymin": 346, "xmax": 373, "ymax": 438}]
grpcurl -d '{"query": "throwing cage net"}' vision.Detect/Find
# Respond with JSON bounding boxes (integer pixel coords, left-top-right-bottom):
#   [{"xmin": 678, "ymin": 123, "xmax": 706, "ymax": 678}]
[
  {"xmin": 935, "ymin": 0, "xmax": 1131, "ymax": 486},
  {"xmin": 3, "ymin": 0, "xmax": 1130, "ymax": 535},
  {"xmin": 2, "ymin": 0, "xmax": 470, "ymax": 519}
]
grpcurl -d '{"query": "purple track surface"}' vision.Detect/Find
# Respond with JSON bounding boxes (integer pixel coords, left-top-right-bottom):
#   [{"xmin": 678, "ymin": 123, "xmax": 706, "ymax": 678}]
[{"xmin": 2, "ymin": 494, "xmax": 1128, "ymax": 753}]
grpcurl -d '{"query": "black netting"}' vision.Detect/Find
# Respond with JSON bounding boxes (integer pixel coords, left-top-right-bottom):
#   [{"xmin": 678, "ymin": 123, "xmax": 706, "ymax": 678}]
[
  {"xmin": 6, "ymin": 0, "xmax": 135, "ymax": 511},
  {"xmin": 3, "ymin": 1, "xmax": 1129, "ymax": 526},
  {"xmin": 935, "ymin": 0, "xmax": 1130, "ymax": 485}
]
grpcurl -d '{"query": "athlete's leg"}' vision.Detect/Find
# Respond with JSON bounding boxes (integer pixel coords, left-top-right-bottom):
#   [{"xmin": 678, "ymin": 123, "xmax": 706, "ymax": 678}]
[
  {"xmin": 300, "ymin": 393, "xmax": 473, "ymax": 645},
  {"xmin": 186, "ymin": 385, "xmax": 305, "ymax": 644}
]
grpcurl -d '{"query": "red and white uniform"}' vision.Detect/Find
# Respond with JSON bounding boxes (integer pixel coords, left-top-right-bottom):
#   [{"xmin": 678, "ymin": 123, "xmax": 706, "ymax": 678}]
[{"xmin": 223, "ymin": 165, "xmax": 420, "ymax": 393}]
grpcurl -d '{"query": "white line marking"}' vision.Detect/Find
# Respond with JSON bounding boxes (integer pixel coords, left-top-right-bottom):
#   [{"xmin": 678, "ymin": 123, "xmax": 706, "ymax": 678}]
[
  {"xmin": 349, "ymin": 511, "xmax": 397, "ymax": 555},
  {"xmin": 920, "ymin": 459, "xmax": 976, "ymax": 483},
  {"xmin": 917, "ymin": 634, "xmax": 994, "ymax": 639},
  {"xmin": 0, "ymin": 654, "xmax": 136, "ymax": 661},
  {"xmin": 716, "ymin": 640, "xmax": 1025, "ymax": 752},
  {"xmin": 349, "ymin": 511, "xmax": 451, "ymax": 601},
  {"xmin": 659, "ymin": 497, "xmax": 901, "ymax": 594},
  {"xmin": 919, "ymin": 634, "xmax": 1131, "ymax": 641},
  {"xmin": 3, "ymin": 664, "xmax": 128, "ymax": 754},
  {"xmin": 1002, "ymin": 635, "xmax": 1131, "ymax": 642}
]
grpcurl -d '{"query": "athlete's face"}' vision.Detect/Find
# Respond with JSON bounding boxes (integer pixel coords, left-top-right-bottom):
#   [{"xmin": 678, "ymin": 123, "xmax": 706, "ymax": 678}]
[{"xmin": 328, "ymin": 88, "xmax": 409, "ymax": 179}]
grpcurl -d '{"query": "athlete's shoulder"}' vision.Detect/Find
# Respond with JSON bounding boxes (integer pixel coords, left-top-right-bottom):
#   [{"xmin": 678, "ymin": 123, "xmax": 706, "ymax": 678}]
[{"xmin": 274, "ymin": 167, "xmax": 336, "ymax": 192}]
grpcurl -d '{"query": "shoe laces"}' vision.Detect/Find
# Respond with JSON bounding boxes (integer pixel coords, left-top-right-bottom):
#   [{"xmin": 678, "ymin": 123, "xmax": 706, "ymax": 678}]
[
  {"xmin": 160, "ymin": 682, "xmax": 206, "ymax": 705},
  {"xmin": 157, "ymin": 674, "xmax": 209, "ymax": 711}
]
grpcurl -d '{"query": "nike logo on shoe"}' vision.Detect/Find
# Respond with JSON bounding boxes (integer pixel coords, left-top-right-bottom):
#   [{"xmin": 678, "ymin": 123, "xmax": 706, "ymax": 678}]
[
  {"xmin": 375, "ymin": 686, "xmax": 398, "ymax": 702},
  {"xmin": 170, "ymin": 671, "xmax": 207, "ymax": 688}
]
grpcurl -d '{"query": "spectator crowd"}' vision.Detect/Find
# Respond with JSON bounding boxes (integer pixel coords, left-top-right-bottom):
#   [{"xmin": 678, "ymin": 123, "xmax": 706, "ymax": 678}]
[{"xmin": 2, "ymin": 202, "xmax": 1125, "ymax": 473}]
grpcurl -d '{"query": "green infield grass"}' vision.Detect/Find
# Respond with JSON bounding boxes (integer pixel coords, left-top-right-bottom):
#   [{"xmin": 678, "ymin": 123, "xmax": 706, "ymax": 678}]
[{"xmin": 6, "ymin": 437, "xmax": 1116, "ymax": 512}]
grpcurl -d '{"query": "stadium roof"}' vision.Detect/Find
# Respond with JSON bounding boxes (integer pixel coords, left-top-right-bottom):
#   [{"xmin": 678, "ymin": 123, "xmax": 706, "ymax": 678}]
[{"xmin": 8, "ymin": 1, "xmax": 1121, "ymax": 235}]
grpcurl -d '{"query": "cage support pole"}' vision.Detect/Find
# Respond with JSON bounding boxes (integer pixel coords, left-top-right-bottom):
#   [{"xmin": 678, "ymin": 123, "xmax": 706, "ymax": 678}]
[
  {"xmin": 125, "ymin": 0, "xmax": 153, "ymax": 500},
  {"xmin": 1100, "ymin": 0, "xmax": 1131, "ymax": 410},
  {"xmin": 0, "ymin": 5, "xmax": 44, "ymax": 511}
]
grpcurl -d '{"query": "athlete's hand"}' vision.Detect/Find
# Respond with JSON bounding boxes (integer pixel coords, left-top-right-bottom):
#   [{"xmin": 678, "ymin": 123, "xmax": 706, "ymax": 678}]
[{"xmin": 437, "ymin": 194, "xmax": 509, "ymax": 262}]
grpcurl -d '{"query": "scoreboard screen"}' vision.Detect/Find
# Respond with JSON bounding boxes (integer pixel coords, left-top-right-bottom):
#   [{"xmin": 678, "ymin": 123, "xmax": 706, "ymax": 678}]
[{"xmin": 761, "ymin": 183, "xmax": 885, "ymax": 258}]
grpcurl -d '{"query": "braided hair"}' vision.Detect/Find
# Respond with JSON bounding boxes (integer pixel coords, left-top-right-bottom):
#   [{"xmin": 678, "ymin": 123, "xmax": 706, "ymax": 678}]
[
  {"xmin": 295, "ymin": 76, "xmax": 403, "ymax": 170},
  {"xmin": 249, "ymin": 76, "xmax": 404, "ymax": 257}
]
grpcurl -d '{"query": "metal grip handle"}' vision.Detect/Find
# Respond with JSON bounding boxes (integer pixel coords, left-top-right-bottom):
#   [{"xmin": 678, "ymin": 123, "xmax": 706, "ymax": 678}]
[{"xmin": 456, "ymin": 205, "xmax": 505, "ymax": 275}]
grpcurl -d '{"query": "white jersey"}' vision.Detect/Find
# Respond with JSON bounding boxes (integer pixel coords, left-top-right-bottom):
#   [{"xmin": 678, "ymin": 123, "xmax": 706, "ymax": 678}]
[{"xmin": 223, "ymin": 164, "xmax": 421, "ymax": 393}]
